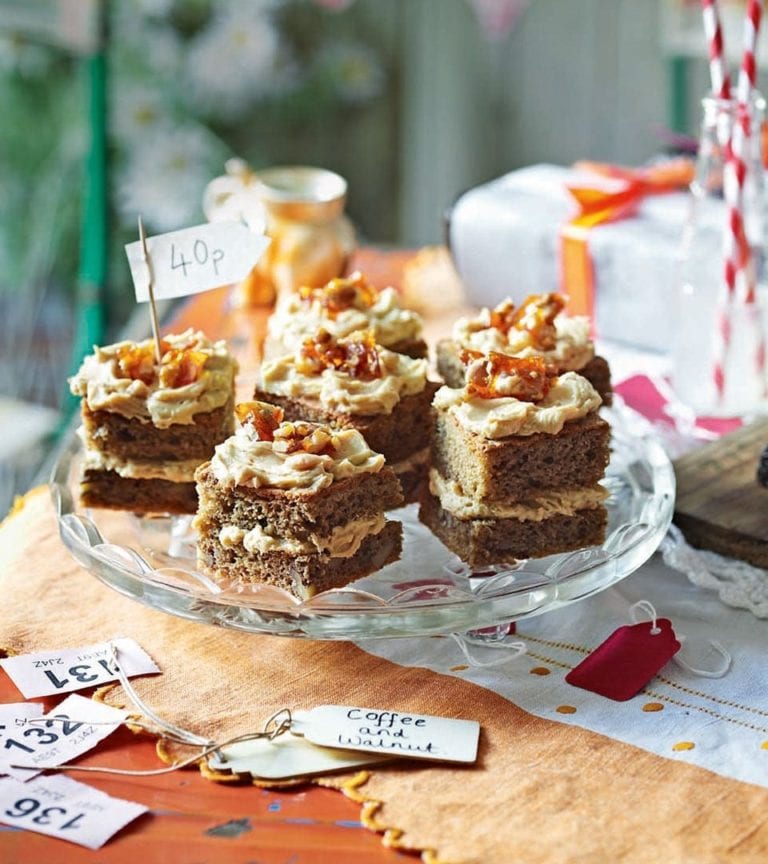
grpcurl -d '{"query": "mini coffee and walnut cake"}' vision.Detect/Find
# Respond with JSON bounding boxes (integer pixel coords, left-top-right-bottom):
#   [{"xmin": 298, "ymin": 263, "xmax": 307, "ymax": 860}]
[
  {"xmin": 69, "ymin": 329, "xmax": 237, "ymax": 514},
  {"xmin": 436, "ymin": 292, "xmax": 612, "ymax": 404},
  {"xmin": 194, "ymin": 402, "xmax": 403, "ymax": 599},
  {"xmin": 421, "ymin": 352, "xmax": 611, "ymax": 567},
  {"xmin": 264, "ymin": 271, "xmax": 427, "ymax": 361},
  {"xmin": 255, "ymin": 328, "xmax": 437, "ymax": 501}
]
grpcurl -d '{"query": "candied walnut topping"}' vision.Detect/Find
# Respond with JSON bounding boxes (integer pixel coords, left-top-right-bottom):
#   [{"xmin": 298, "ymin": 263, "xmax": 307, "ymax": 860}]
[
  {"xmin": 459, "ymin": 347, "xmax": 485, "ymax": 366},
  {"xmin": 159, "ymin": 348, "xmax": 208, "ymax": 389},
  {"xmin": 488, "ymin": 299, "xmax": 517, "ymax": 336},
  {"xmin": 272, "ymin": 421, "xmax": 336, "ymax": 456},
  {"xmin": 298, "ymin": 271, "xmax": 378, "ymax": 319},
  {"xmin": 115, "ymin": 341, "xmax": 166, "ymax": 385},
  {"xmin": 487, "ymin": 292, "xmax": 566, "ymax": 351},
  {"xmin": 296, "ymin": 328, "xmax": 382, "ymax": 381},
  {"xmin": 116, "ymin": 335, "xmax": 210, "ymax": 388},
  {"xmin": 466, "ymin": 353, "xmax": 555, "ymax": 402},
  {"xmin": 236, "ymin": 401, "xmax": 284, "ymax": 441},
  {"xmin": 236, "ymin": 401, "xmax": 337, "ymax": 455}
]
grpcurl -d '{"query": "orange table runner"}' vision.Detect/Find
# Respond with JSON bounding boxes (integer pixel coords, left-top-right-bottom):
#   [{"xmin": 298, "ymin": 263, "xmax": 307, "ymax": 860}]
[{"xmin": 3, "ymin": 488, "xmax": 768, "ymax": 863}]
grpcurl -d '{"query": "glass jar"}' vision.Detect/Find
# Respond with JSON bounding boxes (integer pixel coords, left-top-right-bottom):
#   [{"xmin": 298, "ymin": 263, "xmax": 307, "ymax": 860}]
[
  {"xmin": 236, "ymin": 165, "xmax": 356, "ymax": 306},
  {"xmin": 671, "ymin": 93, "xmax": 768, "ymax": 417}
]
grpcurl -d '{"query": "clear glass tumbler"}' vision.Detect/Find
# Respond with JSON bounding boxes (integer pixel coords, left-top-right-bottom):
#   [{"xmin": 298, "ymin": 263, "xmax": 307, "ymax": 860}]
[{"xmin": 671, "ymin": 93, "xmax": 768, "ymax": 417}]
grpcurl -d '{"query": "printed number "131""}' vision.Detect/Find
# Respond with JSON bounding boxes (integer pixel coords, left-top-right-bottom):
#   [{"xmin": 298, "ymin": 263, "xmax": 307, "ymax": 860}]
[
  {"xmin": 43, "ymin": 658, "xmax": 115, "ymax": 691},
  {"xmin": 171, "ymin": 240, "xmax": 224, "ymax": 277},
  {"xmin": 5, "ymin": 798, "xmax": 84, "ymax": 830}
]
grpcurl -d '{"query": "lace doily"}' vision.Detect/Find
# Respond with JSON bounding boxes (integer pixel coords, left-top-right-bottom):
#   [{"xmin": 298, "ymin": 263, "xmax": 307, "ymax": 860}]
[{"xmin": 661, "ymin": 525, "xmax": 768, "ymax": 619}]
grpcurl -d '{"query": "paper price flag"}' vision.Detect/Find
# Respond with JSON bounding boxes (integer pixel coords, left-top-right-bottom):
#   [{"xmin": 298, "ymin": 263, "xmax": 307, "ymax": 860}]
[{"xmin": 125, "ymin": 221, "xmax": 270, "ymax": 302}]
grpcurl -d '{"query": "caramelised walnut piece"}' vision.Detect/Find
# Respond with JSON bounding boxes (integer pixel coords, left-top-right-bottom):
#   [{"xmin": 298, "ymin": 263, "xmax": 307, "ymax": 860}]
[
  {"xmin": 463, "ymin": 353, "xmax": 557, "ymax": 402},
  {"xmin": 298, "ymin": 272, "xmax": 379, "ymax": 318},
  {"xmin": 235, "ymin": 401, "xmax": 284, "ymax": 441},
  {"xmin": 114, "ymin": 334, "xmax": 211, "ymax": 389},
  {"xmin": 296, "ymin": 328, "xmax": 382, "ymax": 380},
  {"xmin": 495, "ymin": 293, "xmax": 564, "ymax": 349}
]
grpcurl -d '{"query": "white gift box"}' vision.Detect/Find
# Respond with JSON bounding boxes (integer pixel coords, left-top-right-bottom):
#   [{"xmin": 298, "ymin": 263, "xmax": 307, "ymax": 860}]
[{"xmin": 448, "ymin": 164, "xmax": 724, "ymax": 355}]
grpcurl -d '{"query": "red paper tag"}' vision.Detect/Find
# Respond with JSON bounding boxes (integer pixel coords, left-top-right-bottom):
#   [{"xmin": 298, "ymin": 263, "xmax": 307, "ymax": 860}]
[{"xmin": 565, "ymin": 619, "xmax": 681, "ymax": 701}]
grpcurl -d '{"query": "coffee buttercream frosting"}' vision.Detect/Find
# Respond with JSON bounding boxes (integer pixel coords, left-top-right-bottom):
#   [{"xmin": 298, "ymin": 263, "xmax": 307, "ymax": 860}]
[
  {"xmin": 259, "ymin": 346, "xmax": 428, "ymax": 415},
  {"xmin": 434, "ymin": 371, "xmax": 602, "ymax": 439},
  {"xmin": 207, "ymin": 423, "xmax": 385, "ymax": 492},
  {"xmin": 269, "ymin": 285, "xmax": 422, "ymax": 350},
  {"xmin": 69, "ymin": 329, "xmax": 237, "ymax": 428}
]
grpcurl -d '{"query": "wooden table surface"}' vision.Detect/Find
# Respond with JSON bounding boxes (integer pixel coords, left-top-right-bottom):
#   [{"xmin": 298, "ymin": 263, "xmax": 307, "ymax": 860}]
[{"xmin": 0, "ymin": 249, "xmax": 425, "ymax": 863}]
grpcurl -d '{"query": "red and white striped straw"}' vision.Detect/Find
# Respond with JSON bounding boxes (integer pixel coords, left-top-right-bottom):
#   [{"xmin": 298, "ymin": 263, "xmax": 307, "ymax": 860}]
[
  {"xmin": 711, "ymin": 0, "xmax": 764, "ymax": 404},
  {"xmin": 701, "ymin": 0, "xmax": 732, "ymax": 99}
]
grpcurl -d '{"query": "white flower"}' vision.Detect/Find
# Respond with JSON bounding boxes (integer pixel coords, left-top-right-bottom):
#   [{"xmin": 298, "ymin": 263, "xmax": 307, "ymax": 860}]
[
  {"xmin": 111, "ymin": 85, "xmax": 166, "ymax": 143},
  {"xmin": 318, "ymin": 42, "xmax": 384, "ymax": 104},
  {"xmin": 116, "ymin": 125, "xmax": 226, "ymax": 232},
  {"xmin": 184, "ymin": 2, "xmax": 290, "ymax": 119}
]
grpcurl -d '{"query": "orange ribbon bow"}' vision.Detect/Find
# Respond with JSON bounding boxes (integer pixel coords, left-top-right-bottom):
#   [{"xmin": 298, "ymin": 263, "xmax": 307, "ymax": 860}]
[{"xmin": 560, "ymin": 158, "xmax": 695, "ymax": 323}]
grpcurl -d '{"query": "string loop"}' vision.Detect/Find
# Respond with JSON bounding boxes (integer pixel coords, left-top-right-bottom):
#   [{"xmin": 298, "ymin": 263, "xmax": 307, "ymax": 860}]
[
  {"xmin": 628, "ymin": 600, "xmax": 661, "ymax": 635},
  {"xmin": 9, "ymin": 642, "xmax": 294, "ymax": 777}
]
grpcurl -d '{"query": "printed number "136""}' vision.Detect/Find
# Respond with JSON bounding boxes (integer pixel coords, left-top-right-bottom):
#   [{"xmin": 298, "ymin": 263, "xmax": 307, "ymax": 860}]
[
  {"xmin": 171, "ymin": 240, "xmax": 224, "ymax": 277},
  {"xmin": 5, "ymin": 798, "xmax": 84, "ymax": 830}
]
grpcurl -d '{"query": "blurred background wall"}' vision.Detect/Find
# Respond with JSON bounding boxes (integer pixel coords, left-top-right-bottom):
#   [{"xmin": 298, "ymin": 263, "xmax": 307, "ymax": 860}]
[{"xmin": 0, "ymin": 0, "xmax": 727, "ymax": 514}]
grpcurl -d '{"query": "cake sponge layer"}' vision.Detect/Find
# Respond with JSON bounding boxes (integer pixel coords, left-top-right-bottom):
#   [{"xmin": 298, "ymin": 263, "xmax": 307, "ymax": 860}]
[
  {"xmin": 433, "ymin": 411, "xmax": 610, "ymax": 502},
  {"xmin": 419, "ymin": 490, "xmax": 607, "ymax": 567},
  {"xmin": 81, "ymin": 399, "xmax": 234, "ymax": 461},
  {"xmin": 194, "ymin": 463, "xmax": 403, "ymax": 543},
  {"xmin": 196, "ymin": 517, "xmax": 403, "ymax": 597},
  {"xmin": 80, "ymin": 470, "xmax": 198, "ymax": 515}
]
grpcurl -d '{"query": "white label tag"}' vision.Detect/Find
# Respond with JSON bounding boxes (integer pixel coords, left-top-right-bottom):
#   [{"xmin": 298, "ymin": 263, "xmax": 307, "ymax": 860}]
[
  {"xmin": 125, "ymin": 221, "xmax": 270, "ymax": 302},
  {"xmin": 0, "ymin": 774, "xmax": 148, "ymax": 849},
  {"xmin": 0, "ymin": 695, "xmax": 127, "ymax": 782},
  {"xmin": 0, "ymin": 703, "xmax": 45, "ymax": 775},
  {"xmin": 0, "ymin": 637, "xmax": 159, "ymax": 698},
  {"xmin": 208, "ymin": 732, "xmax": 392, "ymax": 780},
  {"xmin": 291, "ymin": 706, "xmax": 480, "ymax": 764}
]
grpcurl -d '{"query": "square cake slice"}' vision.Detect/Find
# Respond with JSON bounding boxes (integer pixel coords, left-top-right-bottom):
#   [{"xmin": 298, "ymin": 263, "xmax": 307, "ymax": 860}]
[
  {"xmin": 194, "ymin": 403, "xmax": 404, "ymax": 599},
  {"xmin": 436, "ymin": 292, "xmax": 612, "ymax": 404},
  {"xmin": 255, "ymin": 328, "xmax": 436, "ymax": 502},
  {"xmin": 69, "ymin": 329, "xmax": 237, "ymax": 515},
  {"xmin": 421, "ymin": 353, "xmax": 610, "ymax": 567}
]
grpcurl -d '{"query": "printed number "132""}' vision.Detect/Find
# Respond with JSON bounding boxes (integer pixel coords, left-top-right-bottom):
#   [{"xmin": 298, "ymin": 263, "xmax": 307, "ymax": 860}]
[
  {"xmin": 2, "ymin": 713, "xmax": 83, "ymax": 754},
  {"xmin": 5, "ymin": 798, "xmax": 84, "ymax": 830}
]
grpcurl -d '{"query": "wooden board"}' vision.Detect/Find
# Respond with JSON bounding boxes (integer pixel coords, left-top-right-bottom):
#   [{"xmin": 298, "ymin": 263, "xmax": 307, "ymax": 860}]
[{"xmin": 673, "ymin": 418, "xmax": 768, "ymax": 567}]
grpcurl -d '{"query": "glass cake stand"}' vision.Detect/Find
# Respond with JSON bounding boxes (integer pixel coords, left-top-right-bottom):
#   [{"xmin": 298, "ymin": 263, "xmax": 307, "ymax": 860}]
[{"xmin": 50, "ymin": 403, "xmax": 675, "ymax": 640}]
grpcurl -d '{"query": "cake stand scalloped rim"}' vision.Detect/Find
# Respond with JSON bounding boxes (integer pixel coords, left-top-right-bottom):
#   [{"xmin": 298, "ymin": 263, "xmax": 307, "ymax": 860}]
[{"xmin": 50, "ymin": 403, "xmax": 676, "ymax": 639}]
